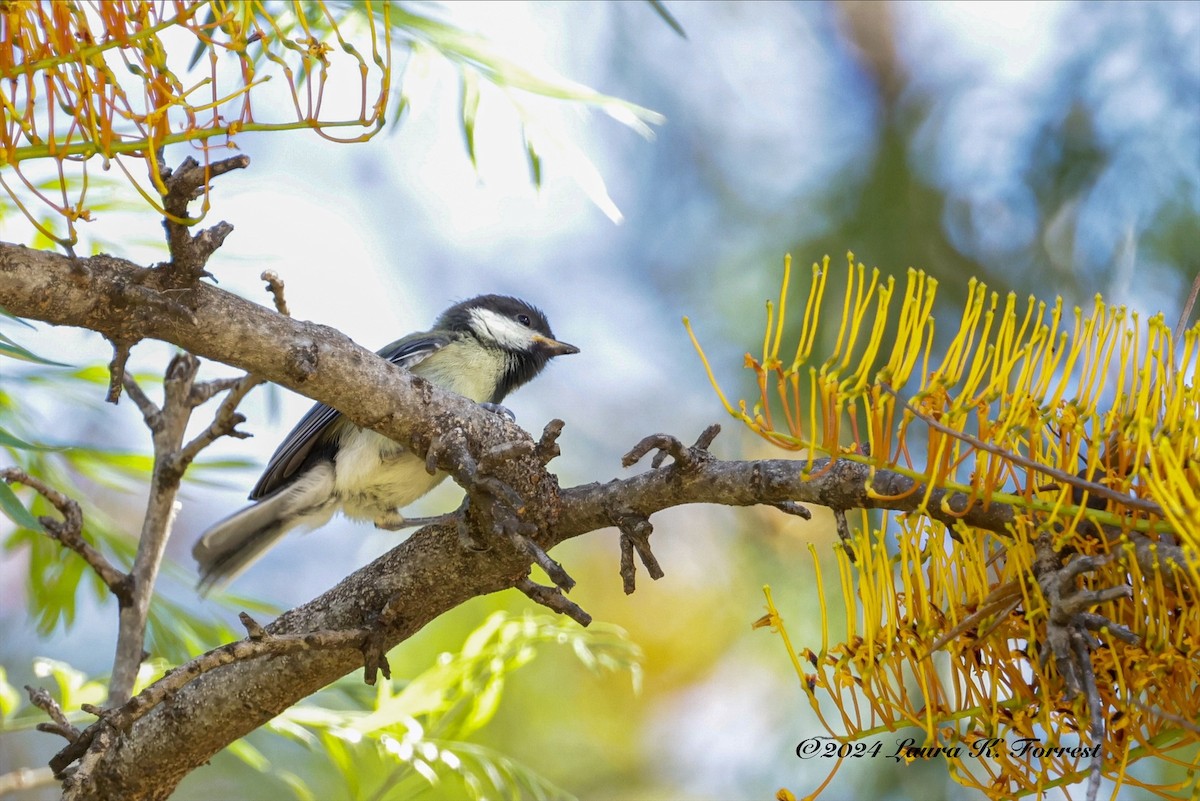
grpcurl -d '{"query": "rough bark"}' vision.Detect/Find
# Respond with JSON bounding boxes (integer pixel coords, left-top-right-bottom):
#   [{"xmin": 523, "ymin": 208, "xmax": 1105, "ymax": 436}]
[{"xmin": 0, "ymin": 240, "xmax": 1068, "ymax": 799}]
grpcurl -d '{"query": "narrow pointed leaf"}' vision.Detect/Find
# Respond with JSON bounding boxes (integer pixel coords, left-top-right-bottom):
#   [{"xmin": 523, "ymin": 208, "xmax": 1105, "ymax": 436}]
[{"xmin": 0, "ymin": 481, "xmax": 43, "ymax": 532}]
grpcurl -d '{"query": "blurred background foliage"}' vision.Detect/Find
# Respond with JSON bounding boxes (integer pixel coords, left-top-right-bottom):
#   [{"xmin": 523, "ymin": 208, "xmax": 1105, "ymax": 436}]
[{"xmin": 1, "ymin": 1, "xmax": 1198, "ymax": 800}]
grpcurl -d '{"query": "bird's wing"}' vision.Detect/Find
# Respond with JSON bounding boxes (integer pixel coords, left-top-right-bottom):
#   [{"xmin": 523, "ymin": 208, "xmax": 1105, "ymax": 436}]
[{"xmin": 248, "ymin": 332, "xmax": 453, "ymax": 499}]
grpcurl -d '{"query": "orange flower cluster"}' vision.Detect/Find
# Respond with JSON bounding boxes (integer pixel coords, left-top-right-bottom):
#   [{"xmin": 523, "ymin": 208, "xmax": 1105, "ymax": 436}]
[{"xmin": 0, "ymin": 0, "xmax": 392, "ymax": 248}]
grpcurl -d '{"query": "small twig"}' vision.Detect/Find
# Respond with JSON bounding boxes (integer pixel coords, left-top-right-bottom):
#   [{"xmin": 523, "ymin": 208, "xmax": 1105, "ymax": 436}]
[
  {"xmin": 0, "ymin": 468, "xmax": 128, "ymax": 599},
  {"xmin": 767, "ymin": 500, "xmax": 812, "ymax": 519},
  {"xmin": 191, "ymin": 221, "xmax": 234, "ymax": 266},
  {"xmin": 1030, "ymin": 536, "xmax": 1139, "ymax": 801},
  {"xmin": 25, "ymin": 684, "xmax": 81, "ymax": 742},
  {"xmin": 120, "ymin": 374, "xmax": 161, "ymax": 429},
  {"xmin": 105, "ymin": 340, "xmax": 133, "ymax": 404},
  {"xmin": 623, "ymin": 433, "xmax": 688, "ymax": 469},
  {"xmin": 623, "ymin": 425, "xmax": 720, "ymax": 471},
  {"xmin": 613, "ymin": 510, "xmax": 662, "ymax": 594},
  {"xmin": 52, "ymin": 624, "xmax": 370, "ymax": 776},
  {"xmin": 261, "ymin": 270, "xmax": 291, "ymax": 316},
  {"xmin": 1128, "ymin": 697, "xmax": 1200, "ymax": 734},
  {"xmin": 60, "ymin": 726, "xmax": 114, "ymax": 797},
  {"xmin": 507, "ymin": 520, "xmax": 574, "ymax": 592},
  {"xmin": 112, "ymin": 351, "xmax": 260, "ymax": 705},
  {"xmin": 618, "ymin": 531, "xmax": 636, "ymax": 595},
  {"xmin": 1074, "ymin": 629, "xmax": 1105, "ymax": 801},
  {"xmin": 928, "ymin": 580, "xmax": 1024, "ymax": 654},
  {"xmin": 534, "ymin": 419, "xmax": 565, "ymax": 464},
  {"xmin": 359, "ymin": 591, "xmax": 417, "ymax": 686},
  {"xmin": 693, "ymin": 423, "xmax": 721, "ymax": 452},
  {"xmin": 239, "ymin": 611, "xmax": 268, "ymax": 641},
  {"xmin": 1174, "ymin": 270, "xmax": 1200, "ymax": 350},
  {"xmin": 883, "ymin": 384, "xmax": 1164, "ymax": 517},
  {"xmin": 516, "ymin": 577, "xmax": 592, "ymax": 627},
  {"xmin": 833, "ymin": 508, "xmax": 855, "ymax": 557},
  {"xmin": 479, "ymin": 440, "xmax": 534, "ymax": 472},
  {"xmin": 186, "ymin": 375, "xmax": 245, "ymax": 406},
  {"xmin": 157, "ymin": 154, "xmax": 250, "ymax": 282},
  {"xmin": 425, "ymin": 425, "xmax": 577, "ymax": 593},
  {"xmin": 360, "ymin": 627, "xmax": 393, "ymax": 686},
  {"xmin": 175, "ymin": 373, "xmax": 263, "ymax": 468},
  {"xmin": 613, "ymin": 428, "xmax": 721, "ymax": 590}
]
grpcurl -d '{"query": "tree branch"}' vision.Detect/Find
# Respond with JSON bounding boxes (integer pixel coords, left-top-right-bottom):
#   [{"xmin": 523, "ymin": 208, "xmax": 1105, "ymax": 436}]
[
  {"xmin": 0, "ymin": 242, "xmax": 1184, "ymax": 799},
  {"xmin": 0, "ymin": 468, "xmax": 128, "ymax": 599},
  {"xmin": 156, "ymin": 154, "xmax": 249, "ymax": 282},
  {"xmin": 108, "ymin": 354, "xmax": 199, "ymax": 705},
  {"xmin": 25, "ymin": 684, "xmax": 82, "ymax": 742}
]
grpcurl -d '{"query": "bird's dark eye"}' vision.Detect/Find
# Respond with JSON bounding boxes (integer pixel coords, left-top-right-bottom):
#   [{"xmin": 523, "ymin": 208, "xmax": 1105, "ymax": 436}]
[{"xmin": 517, "ymin": 313, "xmax": 532, "ymax": 327}]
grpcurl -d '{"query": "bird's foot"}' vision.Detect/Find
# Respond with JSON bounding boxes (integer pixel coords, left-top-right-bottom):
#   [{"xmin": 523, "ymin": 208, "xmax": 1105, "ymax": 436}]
[
  {"xmin": 479, "ymin": 402, "xmax": 516, "ymax": 421},
  {"xmin": 373, "ymin": 510, "xmax": 457, "ymax": 531}
]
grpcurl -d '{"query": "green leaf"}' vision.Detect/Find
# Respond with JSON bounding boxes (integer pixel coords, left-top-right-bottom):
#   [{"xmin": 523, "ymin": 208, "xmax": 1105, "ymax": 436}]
[
  {"xmin": 0, "ymin": 481, "xmax": 43, "ymax": 531},
  {"xmin": 0, "ymin": 306, "xmax": 37, "ymax": 329},
  {"xmin": 0, "ymin": 425, "xmax": 60, "ymax": 451},
  {"xmin": 190, "ymin": 457, "xmax": 261, "ymax": 473},
  {"xmin": 411, "ymin": 757, "xmax": 438, "ymax": 786},
  {"xmin": 524, "ymin": 131, "xmax": 542, "ymax": 188},
  {"xmin": 462, "ymin": 675, "xmax": 503, "ymax": 734},
  {"xmin": 276, "ymin": 770, "xmax": 319, "ymax": 801},
  {"xmin": 227, "ymin": 738, "xmax": 271, "ymax": 771},
  {"xmin": 0, "ymin": 338, "xmax": 69, "ymax": 367},
  {"xmin": 322, "ymin": 734, "xmax": 361, "ymax": 798},
  {"xmin": 460, "ymin": 68, "xmax": 481, "ymax": 170},
  {"xmin": 0, "ymin": 666, "xmax": 21, "ymax": 723},
  {"xmin": 32, "ymin": 658, "xmax": 106, "ymax": 711},
  {"xmin": 461, "ymin": 612, "xmax": 506, "ymax": 658},
  {"xmin": 646, "ymin": 1, "xmax": 688, "ymax": 39},
  {"xmin": 65, "ymin": 364, "xmax": 161, "ymax": 386},
  {"xmin": 389, "ymin": 8, "xmax": 663, "ymax": 134},
  {"xmin": 268, "ymin": 716, "xmax": 319, "ymax": 747},
  {"xmin": 31, "ymin": 217, "xmax": 58, "ymax": 252}
]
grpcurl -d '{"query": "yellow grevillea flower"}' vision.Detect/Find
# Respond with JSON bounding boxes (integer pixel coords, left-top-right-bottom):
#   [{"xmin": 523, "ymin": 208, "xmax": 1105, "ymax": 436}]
[{"xmin": 697, "ymin": 254, "xmax": 1199, "ymax": 800}]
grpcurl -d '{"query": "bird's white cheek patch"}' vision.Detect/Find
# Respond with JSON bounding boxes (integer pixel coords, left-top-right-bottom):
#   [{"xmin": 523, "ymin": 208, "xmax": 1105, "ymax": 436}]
[{"xmin": 469, "ymin": 308, "xmax": 534, "ymax": 351}]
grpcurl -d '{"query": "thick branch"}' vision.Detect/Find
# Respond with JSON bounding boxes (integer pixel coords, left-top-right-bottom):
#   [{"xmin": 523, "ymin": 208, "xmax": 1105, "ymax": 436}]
[
  {"xmin": 1, "ymin": 242, "xmax": 1186, "ymax": 799},
  {"xmin": 54, "ymin": 449, "xmax": 1078, "ymax": 799},
  {"xmin": 0, "ymin": 243, "xmax": 525, "ymax": 487}
]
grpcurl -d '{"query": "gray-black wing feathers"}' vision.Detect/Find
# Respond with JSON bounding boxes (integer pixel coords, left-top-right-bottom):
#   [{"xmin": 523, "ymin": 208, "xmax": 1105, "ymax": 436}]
[{"xmin": 248, "ymin": 332, "xmax": 452, "ymax": 500}]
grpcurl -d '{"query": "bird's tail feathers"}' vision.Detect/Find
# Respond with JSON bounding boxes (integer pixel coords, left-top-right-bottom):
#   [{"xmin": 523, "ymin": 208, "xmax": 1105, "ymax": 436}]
[{"xmin": 193, "ymin": 463, "xmax": 336, "ymax": 595}]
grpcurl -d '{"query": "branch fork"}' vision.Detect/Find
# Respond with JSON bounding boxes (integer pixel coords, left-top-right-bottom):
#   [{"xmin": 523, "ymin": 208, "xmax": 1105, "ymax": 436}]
[
  {"xmin": 621, "ymin": 423, "xmax": 721, "ymax": 471},
  {"xmin": 423, "ymin": 420, "xmax": 577, "ymax": 595},
  {"xmin": 1032, "ymin": 536, "xmax": 1140, "ymax": 801}
]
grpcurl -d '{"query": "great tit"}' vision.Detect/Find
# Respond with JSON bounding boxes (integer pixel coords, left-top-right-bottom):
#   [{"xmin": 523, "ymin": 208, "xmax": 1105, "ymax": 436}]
[{"xmin": 192, "ymin": 294, "xmax": 578, "ymax": 593}]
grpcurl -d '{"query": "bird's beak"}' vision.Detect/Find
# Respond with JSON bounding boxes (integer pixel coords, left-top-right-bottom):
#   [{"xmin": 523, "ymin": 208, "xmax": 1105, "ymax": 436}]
[{"xmin": 533, "ymin": 335, "xmax": 580, "ymax": 357}]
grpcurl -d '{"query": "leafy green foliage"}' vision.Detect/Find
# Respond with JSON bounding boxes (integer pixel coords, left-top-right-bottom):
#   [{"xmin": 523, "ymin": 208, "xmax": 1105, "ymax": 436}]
[
  {"xmin": 0, "ymin": 480, "xmax": 41, "ymax": 532},
  {"xmin": 0, "ymin": 666, "xmax": 22, "ymax": 724},
  {"xmin": 368, "ymin": 3, "xmax": 663, "ymax": 221},
  {"xmin": 0, "ymin": 341, "xmax": 265, "ymax": 656},
  {"xmin": 0, "ymin": 658, "xmax": 107, "ymax": 733},
  {"xmin": 0, "ymin": 657, "xmax": 178, "ymax": 738},
  {"xmin": 230, "ymin": 612, "xmax": 642, "ymax": 801}
]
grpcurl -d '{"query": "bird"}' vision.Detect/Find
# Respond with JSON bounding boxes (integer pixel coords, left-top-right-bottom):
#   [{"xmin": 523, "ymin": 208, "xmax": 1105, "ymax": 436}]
[{"xmin": 192, "ymin": 294, "xmax": 578, "ymax": 593}]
